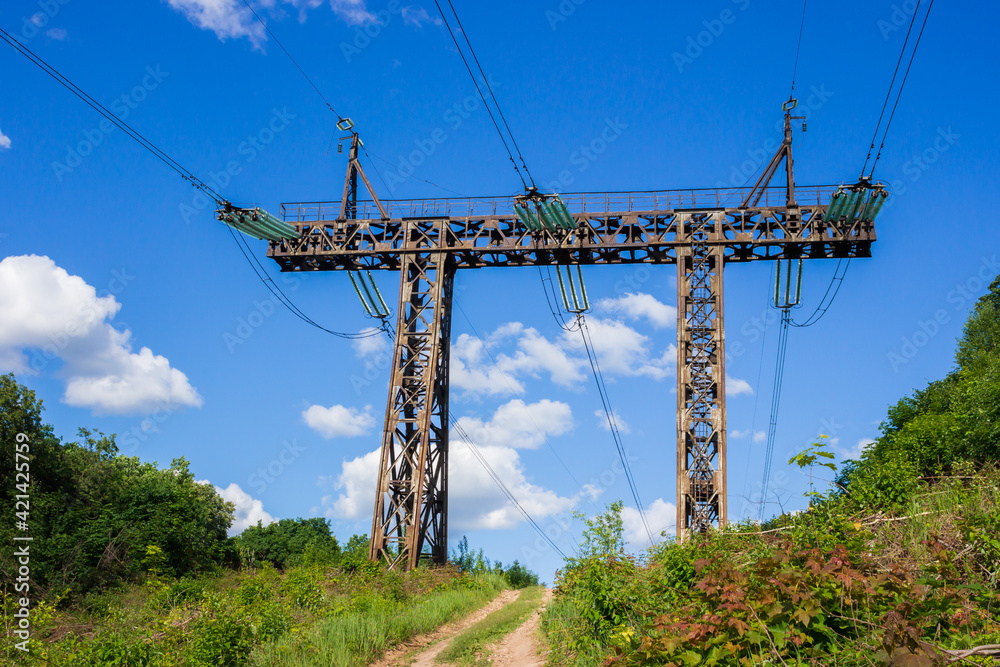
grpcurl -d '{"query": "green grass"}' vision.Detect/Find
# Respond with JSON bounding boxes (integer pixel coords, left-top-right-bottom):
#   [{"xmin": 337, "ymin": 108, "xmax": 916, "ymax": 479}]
[
  {"xmin": 435, "ymin": 586, "xmax": 545, "ymax": 666},
  {"xmin": 539, "ymin": 596, "xmax": 612, "ymax": 667},
  {"xmin": 250, "ymin": 572, "xmax": 508, "ymax": 667}
]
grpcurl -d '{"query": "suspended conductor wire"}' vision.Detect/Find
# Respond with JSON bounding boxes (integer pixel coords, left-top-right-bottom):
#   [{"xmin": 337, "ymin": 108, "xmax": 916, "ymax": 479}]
[
  {"xmin": 449, "ymin": 414, "xmax": 572, "ymax": 559},
  {"xmin": 226, "ymin": 226, "xmax": 390, "ymax": 340},
  {"xmin": 758, "ymin": 309, "xmax": 792, "ymax": 522},
  {"xmin": 788, "ymin": 0, "xmax": 808, "ymax": 98},
  {"xmin": 432, "ymin": 0, "xmax": 528, "ymax": 190},
  {"xmin": 454, "ymin": 299, "xmax": 600, "ymax": 513},
  {"xmin": 239, "ymin": 0, "xmax": 345, "ymax": 122},
  {"xmin": 443, "ymin": 0, "xmax": 536, "ymax": 188},
  {"xmin": 791, "ymin": 259, "xmax": 850, "ymax": 328},
  {"xmin": 537, "ymin": 266, "xmax": 580, "ymax": 333},
  {"xmin": 577, "ymin": 314, "xmax": 656, "ymax": 545},
  {"xmin": 367, "ymin": 151, "xmax": 468, "ymax": 196},
  {"xmin": 0, "ymin": 27, "xmax": 225, "ymax": 204},
  {"xmin": 868, "ymin": 0, "xmax": 934, "ymax": 177}
]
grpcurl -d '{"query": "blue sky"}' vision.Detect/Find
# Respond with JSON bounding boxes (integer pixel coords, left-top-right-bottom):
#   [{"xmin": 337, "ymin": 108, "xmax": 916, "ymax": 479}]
[{"xmin": 1, "ymin": 0, "xmax": 996, "ymax": 581}]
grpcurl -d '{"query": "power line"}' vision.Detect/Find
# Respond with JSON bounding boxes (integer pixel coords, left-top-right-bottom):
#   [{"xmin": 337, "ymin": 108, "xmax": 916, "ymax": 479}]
[
  {"xmin": 453, "ymin": 299, "xmax": 599, "ymax": 512},
  {"xmin": 758, "ymin": 309, "xmax": 791, "ymax": 522},
  {"xmin": 791, "ymin": 259, "xmax": 850, "ymax": 328},
  {"xmin": 577, "ymin": 315, "xmax": 655, "ymax": 545},
  {"xmin": 788, "ymin": 0, "xmax": 808, "ymax": 98},
  {"xmin": 443, "ymin": 0, "xmax": 536, "ymax": 188},
  {"xmin": 868, "ymin": 0, "xmax": 934, "ymax": 177},
  {"xmin": 239, "ymin": 0, "xmax": 345, "ymax": 122},
  {"xmin": 433, "ymin": 0, "xmax": 529, "ymax": 190},
  {"xmin": 449, "ymin": 414, "xmax": 572, "ymax": 559},
  {"xmin": 0, "ymin": 27, "xmax": 225, "ymax": 204}
]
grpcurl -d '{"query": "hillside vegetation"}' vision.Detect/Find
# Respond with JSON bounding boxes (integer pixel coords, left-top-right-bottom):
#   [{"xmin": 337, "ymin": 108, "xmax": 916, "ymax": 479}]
[{"xmin": 545, "ymin": 274, "xmax": 1000, "ymax": 666}]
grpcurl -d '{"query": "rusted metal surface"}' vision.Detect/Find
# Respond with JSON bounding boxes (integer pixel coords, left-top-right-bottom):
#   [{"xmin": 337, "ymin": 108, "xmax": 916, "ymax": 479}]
[{"xmin": 368, "ymin": 240, "xmax": 453, "ymax": 570}]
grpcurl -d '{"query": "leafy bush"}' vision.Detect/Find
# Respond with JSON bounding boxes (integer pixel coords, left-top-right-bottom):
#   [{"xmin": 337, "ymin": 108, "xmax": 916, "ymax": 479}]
[{"xmin": 233, "ymin": 518, "xmax": 340, "ymax": 570}]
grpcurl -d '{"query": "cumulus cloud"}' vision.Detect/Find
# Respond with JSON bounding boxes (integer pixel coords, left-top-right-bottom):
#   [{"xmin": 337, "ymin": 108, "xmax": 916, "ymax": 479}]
[
  {"xmin": 562, "ymin": 317, "xmax": 675, "ymax": 380},
  {"xmin": 622, "ymin": 498, "xmax": 676, "ymax": 548},
  {"xmin": 594, "ymin": 408, "xmax": 630, "ymax": 434},
  {"xmin": 208, "ymin": 482, "xmax": 276, "ymax": 536},
  {"xmin": 456, "ymin": 399, "xmax": 573, "ymax": 450},
  {"xmin": 726, "ymin": 375, "xmax": 753, "ymax": 396},
  {"xmin": 753, "ymin": 430, "xmax": 767, "ymax": 443},
  {"xmin": 303, "ymin": 403, "xmax": 376, "ymax": 438},
  {"xmin": 0, "ymin": 129, "xmax": 10, "ymax": 150},
  {"xmin": 451, "ymin": 333, "xmax": 524, "ymax": 396},
  {"xmin": 352, "ymin": 328, "xmax": 391, "ymax": 358},
  {"xmin": 0, "ymin": 255, "xmax": 202, "ymax": 415},
  {"xmin": 401, "ymin": 6, "xmax": 442, "ymax": 27},
  {"xmin": 166, "ymin": 0, "xmax": 379, "ymax": 48},
  {"xmin": 597, "ymin": 293, "xmax": 676, "ymax": 329},
  {"xmin": 320, "ymin": 400, "xmax": 581, "ymax": 530},
  {"xmin": 833, "ymin": 437, "xmax": 875, "ymax": 460}
]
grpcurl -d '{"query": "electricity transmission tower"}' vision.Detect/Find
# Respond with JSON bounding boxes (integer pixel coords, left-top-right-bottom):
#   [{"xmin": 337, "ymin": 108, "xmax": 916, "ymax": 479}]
[{"xmin": 265, "ymin": 106, "xmax": 881, "ymax": 568}]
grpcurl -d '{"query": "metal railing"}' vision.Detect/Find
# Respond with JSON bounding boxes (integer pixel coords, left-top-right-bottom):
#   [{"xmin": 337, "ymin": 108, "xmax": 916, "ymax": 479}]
[{"xmin": 279, "ymin": 185, "xmax": 838, "ymax": 222}]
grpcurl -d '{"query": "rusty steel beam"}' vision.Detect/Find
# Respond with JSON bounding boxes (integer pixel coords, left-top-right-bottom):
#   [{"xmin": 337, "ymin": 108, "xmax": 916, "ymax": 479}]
[
  {"xmin": 268, "ymin": 194, "xmax": 873, "ymax": 273},
  {"xmin": 369, "ymin": 229, "xmax": 453, "ymax": 569},
  {"xmin": 675, "ymin": 212, "xmax": 727, "ymax": 541}
]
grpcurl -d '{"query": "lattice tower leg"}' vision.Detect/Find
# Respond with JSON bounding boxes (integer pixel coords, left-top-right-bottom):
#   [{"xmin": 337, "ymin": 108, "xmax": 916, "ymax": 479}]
[
  {"xmin": 369, "ymin": 250, "xmax": 454, "ymax": 570},
  {"xmin": 675, "ymin": 213, "xmax": 728, "ymax": 541}
]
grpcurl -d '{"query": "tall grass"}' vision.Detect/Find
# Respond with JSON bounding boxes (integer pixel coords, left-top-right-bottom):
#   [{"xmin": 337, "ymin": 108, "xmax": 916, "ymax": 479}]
[
  {"xmin": 251, "ymin": 572, "xmax": 507, "ymax": 667},
  {"xmin": 539, "ymin": 596, "xmax": 610, "ymax": 667},
  {"xmin": 435, "ymin": 586, "xmax": 544, "ymax": 665}
]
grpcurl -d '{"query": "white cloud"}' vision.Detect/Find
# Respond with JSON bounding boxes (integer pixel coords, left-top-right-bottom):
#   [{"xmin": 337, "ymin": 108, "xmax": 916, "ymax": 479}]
[
  {"xmin": 166, "ymin": 0, "xmax": 378, "ymax": 48},
  {"xmin": 726, "ymin": 375, "xmax": 753, "ymax": 396},
  {"xmin": 562, "ymin": 317, "xmax": 675, "ymax": 380},
  {"xmin": 352, "ymin": 328, "xmax": 390, "ymax": 358},
  {"xmin": 166, "ymin": 0, "xmax": 266, "ymax": 48},
  {"xmin": 401, "ymin": 6, "xmax": 442, "ymax": 27},
  {"xmin": 0, "ymin": 129, "xmax": 10, "ymax": 150},
  {"xmin": 752, "ymin": 430, "xmax": 767, "ymax": 443},
  {"xmin": 302, "ymin": 403, "xmax": 375, "ymax": 438},
  {"xmin": 833, "ymin": 437, "xmax": 875, "ymax": 460},
  {"xmin": 208, "ymin": 481, "xmax": 276, "ymax": 536},
  {"xmin": 597, "ymin": 293, "xmax": 676, "ymax": 329},
  {"xmin": 456, "ymin": 399, "xmax": 573, "ymax": 450},
  {"xmin": 622, "ymin": 498, "xmax": 676, "ymax": 548},
  {"xmin": 451, "ymin": 333, "xmax": 524, "ymax": 396},
  {"xmin": 730, "ymin": 429, "xmax": 748, "ymax": 439},
  {"xmin": 46, "ymin": 28, "xmax": 67, "ymax": 40},
  {"xmin": 321, "ymin": 401, "xmax": 580, "ymax": 530},
  {"xmin": 499, "ymin": 323, "xmax": 586, "ymax": 387},
  {"xmin": 594, "ymin": 408, "xmax": 630, "ymax": 434},
  {"xmin": 0, "ymin": 255, "xmax": 202, "ymax": 415}
]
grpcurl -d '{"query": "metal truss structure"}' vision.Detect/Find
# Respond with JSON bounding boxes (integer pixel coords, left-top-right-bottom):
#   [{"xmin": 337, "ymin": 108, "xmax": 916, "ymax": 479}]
[{"xmin": 264, "ymin": 109, "xmax": 878, "ymax": 564}]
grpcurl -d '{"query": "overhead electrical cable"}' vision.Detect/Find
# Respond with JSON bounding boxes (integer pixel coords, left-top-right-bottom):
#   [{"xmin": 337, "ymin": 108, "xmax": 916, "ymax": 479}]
[
  {"xmin": 432, "ymin": 0, "xmax": 529, "ymax": 190},
  {"xmin": 239, "ymin": 0, "xmax": 346, "ymax": 122},
  {"xmin": 0, "ymin": 26, "xmax": 391, "ymax": 342},
  {"xmin": 788, "ymin": 0, "xmax": 808, "ymax": 98},
  {"xmin": 867, "ymin": 0, "xmax": 934, "ymax": 177},
  {"xmin": 741, "ymin": 271, "xmax": 773, "ymax": 500},
  {"xmin": 791, "ymin": 259, "xmax": 850, "ymax": 328},
  {"xmin": 449, "ymin": 414, "xmax": 572, "ymax": 559},
  {"xmin": 443, "ymin": 0, "xmax": 536, "ymax": 188},
  {"xmin": 0, "ymin": 27, "xmax": 225, "ymax": 204},
  {"xmin": 454, "ymin": 299, "xmax": 599, "ymax": 512},
  {"xmin": 577, "ymin": 315, "xmax": 655, "ymax": 545},
  {"xmin": 758, "ymin": 309, "xmax": 792, "ymax": 522}
]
